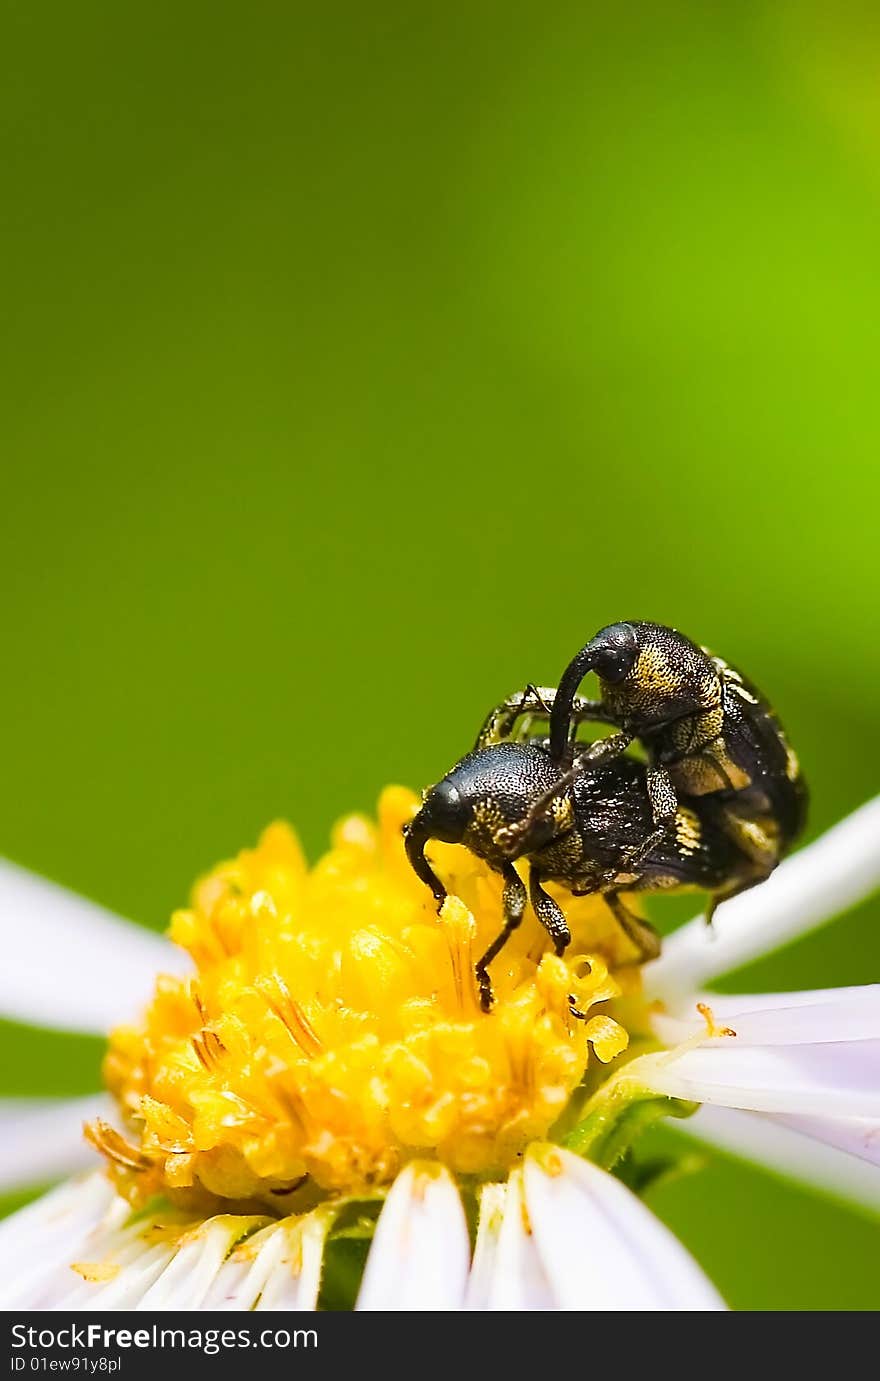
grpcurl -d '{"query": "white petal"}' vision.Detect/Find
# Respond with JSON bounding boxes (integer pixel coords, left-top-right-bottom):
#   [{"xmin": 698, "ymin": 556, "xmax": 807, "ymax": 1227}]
[
  {"xmin": 0, "ymin": 1095, "xmax": 110, "ymax": 1192},
  {"xmin": 635, "ymin": 1042, "xmax": 880, "ymax": 1118},
  {"xmin": 668, "ymin": 984, "xmax": 876, "ymax": 1014},
  {"xmin": 0, "ymin": 858, "xmax": 189, "ymax": 1033},
  {"xmin": 652, "ymin": 985, "xmax": 880, "ymax": 1047},
  {"xmin": 356, "ymin": 1164, "xmax": 470, "ymax": 1311},
  {"xmin": 201, "ymin": 1225, "xmax": 289, "ymax": 1310},
  {"xmin": 476, "ymin": 1170, "xmax": 556, "ymax": 1311},
  {"xmin": 464, "ymin": 1182, "xmax": 508, "ymax": 1311},
  {"xmin": 254, "ymin": 1212, "xmax": 330, "ymax": 1311},
  {"xmin": 52, "ymin": 1232, "xmax": 177, "ymax": 1310},
  {"xmin": 774, "ymin": 1112, "xmax": 880, "ymax": 1167},
  {"xmin": 151, "ymin": 1213, "xmax": 327, "ymax": 1313},
  {"xmin": 0, "ymin": 1172, "xmax": 114, "ymax": 1256},
  {"xmin": 522, "ymin": 1146, "xmax": 725, "ymax": 1311},
  {"xmin": 0, "ymin": 1174, "xmax": 329, "ymax": 1312},
  {"xmin": 0, "ymin": 1173, "xmax": 125, "ymax": 1309},
  {"xmin": 135, "ymin": 1218, "xmax": 260, "ymax": 1311},
  {"xmin": 644, "ymin": 795, "xmax": 880, "ymax": 1000},
  {"xmin": 21, "ymin": 1206, "xmax": 255, "ymax": 1312},
  {"xmin": 682, "ymin": 1105, "xmax": 880, "ymax": 1217}
]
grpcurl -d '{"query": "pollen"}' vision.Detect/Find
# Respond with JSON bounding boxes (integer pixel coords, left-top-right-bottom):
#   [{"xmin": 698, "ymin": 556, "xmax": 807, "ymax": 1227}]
[
  {"xmin": 97, "ymin": 788, "xmax": 638, "ymax": 1210},
  {"xmin": 70, "ymin": 1261, "xmax": 121, "ymax": 1283}
]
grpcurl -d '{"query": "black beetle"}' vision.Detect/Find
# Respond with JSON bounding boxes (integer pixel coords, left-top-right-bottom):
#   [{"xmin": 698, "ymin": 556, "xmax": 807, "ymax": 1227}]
[
  {"xmin": 496, "ymin": 622, "xmax": 807, "ymax": 918},
  {"xmin": 404, "ymin": 736, "xmax": 757, "ymax": 1012}
]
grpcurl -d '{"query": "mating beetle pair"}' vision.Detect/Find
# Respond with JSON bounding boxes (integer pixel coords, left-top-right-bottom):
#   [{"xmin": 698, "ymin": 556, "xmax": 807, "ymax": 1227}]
[{"xmin": 405, "ymin": 621, "xmax": 807, "ymax": 1012}]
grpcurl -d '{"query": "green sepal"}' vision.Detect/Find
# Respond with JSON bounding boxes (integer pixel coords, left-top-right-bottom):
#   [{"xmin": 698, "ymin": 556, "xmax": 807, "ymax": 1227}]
[
  {"xmin": 563, "ymin": 1070, "xmax": 698, "ymax": 1172},
  {"xmin": 324, "ymin": 1197, "xmax": 383, "ymax": 1242},
  {"xmin": 286, "ymin": 1197, "xmax": 379, "ymax": 1310},
  {"xmin": 318, "ymin": 1236, "xmax": 371, "ymax": 1311}
]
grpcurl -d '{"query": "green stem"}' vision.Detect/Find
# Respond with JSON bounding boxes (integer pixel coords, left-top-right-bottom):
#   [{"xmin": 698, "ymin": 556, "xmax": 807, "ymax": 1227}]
[{"xmin": 563, "ymin": 1070, "xmax": 697, "ymax": 1171}]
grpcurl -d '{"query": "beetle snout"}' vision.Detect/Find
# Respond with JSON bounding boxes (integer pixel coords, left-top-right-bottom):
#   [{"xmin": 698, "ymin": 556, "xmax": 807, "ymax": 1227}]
[{"xmin": 403, "ymin": 780, "xmax": 469, "ymax": 910}]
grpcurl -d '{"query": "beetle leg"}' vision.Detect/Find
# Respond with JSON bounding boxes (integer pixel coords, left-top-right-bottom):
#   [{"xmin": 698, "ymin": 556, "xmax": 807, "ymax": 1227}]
[
  {"xmin": 476, "ymin": 687, "xmax": 552, "ymax": 748},
  {"xmin": 569, "ymin": 699, "xmax": 618, "ymax": 729},
  {"xmin": 704, "ymin": 866, "xmax": 772, "ymax": 928},
  {"xmin": 604, "ymin": 892, "xmax": 661, "ymax": 961},
  {"xmin": 647, "ymin": 765, "xmax": 677, "ymax": 824},
  {"xmin": 474, "ymin": 862, "xmax": 528, "ymax": 1012},
  {"xmin": 613, "ymin": 765, "xmax": 678, "ymax": 875},
  {"xmin": 718, "ymin": 808, "xmax": 781, "ymax": 870},
  {"xmin": 475, "ymin": 689, "xmax": 616, "ymax": 749},
  {"xmin": 699, "ymin": 807, "xmax": 779, "ymax": 927},
  {"xmin": 528, "ymin": 866, "xmax": 572, "ymax": 956},
  {"xmin": 497, "ymin": 732, "xmax": 634, "ymax": 856},
  {"xmin": 528, "ymin": 868, "xmax": 602, "ymax": 1023}
]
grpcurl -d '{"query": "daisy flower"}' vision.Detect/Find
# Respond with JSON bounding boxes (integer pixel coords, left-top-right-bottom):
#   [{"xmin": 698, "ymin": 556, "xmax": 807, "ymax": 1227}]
[{"xmin": 0, "ymin": 788, "xmax": 878, "ymax": 1310}]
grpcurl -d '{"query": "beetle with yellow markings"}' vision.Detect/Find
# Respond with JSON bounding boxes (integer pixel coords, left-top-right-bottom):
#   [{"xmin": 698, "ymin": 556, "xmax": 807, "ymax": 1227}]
[{"xmin": 497, "ymin": 621, "xmax": 807, "ymax": 922}]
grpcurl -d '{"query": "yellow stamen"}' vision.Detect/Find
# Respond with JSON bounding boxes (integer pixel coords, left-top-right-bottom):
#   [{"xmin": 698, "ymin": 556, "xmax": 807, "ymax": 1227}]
[
  {"xmin": 696, "ymin": 1001, "xmax": 737, "ymax": 1039},
  {"xmin": 95, "ymin": 787, "xmax": 642, "ymax": 1209},
  {"xmin": 654, "ymin": 1000, "xmax": 738, "ymax": 1067}
]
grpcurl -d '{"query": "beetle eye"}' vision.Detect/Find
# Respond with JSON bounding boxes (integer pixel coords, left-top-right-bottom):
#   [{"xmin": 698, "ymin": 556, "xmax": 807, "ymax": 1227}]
[{"xmin": 593, "ymin": 648, "xmax": 631, "ymax": 682}]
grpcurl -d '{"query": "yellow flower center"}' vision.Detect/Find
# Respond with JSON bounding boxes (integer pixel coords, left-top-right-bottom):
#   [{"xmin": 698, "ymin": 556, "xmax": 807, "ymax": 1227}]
[{"xmin": 95, "ymin": 787, "xmax": 646, "ymax": 1210}]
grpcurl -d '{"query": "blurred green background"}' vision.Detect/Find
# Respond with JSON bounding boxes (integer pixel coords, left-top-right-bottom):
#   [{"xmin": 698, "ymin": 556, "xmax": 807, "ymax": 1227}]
[{"xmin": 2, "ymin": 1, "xmax": 879, "ymax": 1308}]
